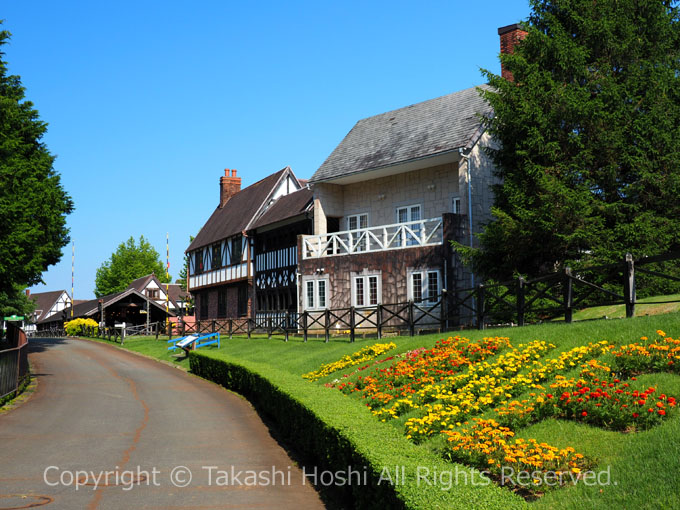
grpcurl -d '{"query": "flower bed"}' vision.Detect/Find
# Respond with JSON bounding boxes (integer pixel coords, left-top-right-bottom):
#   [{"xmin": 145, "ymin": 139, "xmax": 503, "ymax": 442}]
[{"xmin": 301, "ymin": 342, "xmax": 397, "ymax": 381}]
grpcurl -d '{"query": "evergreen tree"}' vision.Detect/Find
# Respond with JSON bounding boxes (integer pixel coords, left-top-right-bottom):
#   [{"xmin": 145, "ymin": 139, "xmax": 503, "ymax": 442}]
[
  {"xmin": 94, "ymin": 236, "xmax": 171, "ymax": 297},
  {"xmin": 0, "ymin": 26, "xmax": 73, "ymax": 303},
  {"xmin": 464, "ymin": 0, "xmax": 680, "ymax": 281}
]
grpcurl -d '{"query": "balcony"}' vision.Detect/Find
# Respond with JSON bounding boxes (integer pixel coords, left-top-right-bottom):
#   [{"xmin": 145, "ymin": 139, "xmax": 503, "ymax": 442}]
[{"xmin": 302, "ymin": 218, "xmax": 443, "ymax": 259}]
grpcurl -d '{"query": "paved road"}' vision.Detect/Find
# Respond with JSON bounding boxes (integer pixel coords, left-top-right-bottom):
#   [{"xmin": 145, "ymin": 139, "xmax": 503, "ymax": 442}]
[{"xmin": 0, "ymin": 338, "xmax": 324, "ymax": 510}]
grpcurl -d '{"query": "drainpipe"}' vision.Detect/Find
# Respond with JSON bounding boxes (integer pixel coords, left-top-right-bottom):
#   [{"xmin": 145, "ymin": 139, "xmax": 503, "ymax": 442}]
[{"xmin": 458, "ymin": 148, "xmax": 475, "ymax": 289}]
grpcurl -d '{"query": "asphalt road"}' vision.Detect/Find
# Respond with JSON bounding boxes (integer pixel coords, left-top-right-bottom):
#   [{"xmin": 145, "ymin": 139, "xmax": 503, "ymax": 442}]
[{"xmin": 0, "ymin": 337, "xmax": 325, "ymax": 510}]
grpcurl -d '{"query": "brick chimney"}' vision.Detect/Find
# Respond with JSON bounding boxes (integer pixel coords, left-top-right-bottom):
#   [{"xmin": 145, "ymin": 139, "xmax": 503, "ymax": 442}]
[
  {"xmin": 220, "ymin": 169, "xmax": 241, "ymax": 207},
  {"xmin": 498, "ymin": 23, "xmax": 528, "ymax": 82},
  {"xmin": 25, "ymin": 289, "xmax": 30, "ymax": 297}
]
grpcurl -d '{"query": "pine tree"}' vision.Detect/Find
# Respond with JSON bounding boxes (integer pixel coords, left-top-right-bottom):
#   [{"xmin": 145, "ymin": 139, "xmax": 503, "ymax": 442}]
[
  {"xmin": 465, "ymin": 0, "xmax": 680, "ymax": 281},
  {"xmin": 0, "ymin": 26, "xmax": 73, "ymax": 304}
]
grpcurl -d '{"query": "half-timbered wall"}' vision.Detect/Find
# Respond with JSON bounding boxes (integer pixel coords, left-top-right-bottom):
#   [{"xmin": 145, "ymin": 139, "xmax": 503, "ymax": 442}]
[
  {"xmin": 188, "ymin": 234, "xmax": 252, "ymax": 290},
  {"xmin": 254, "ymin": 220, "xmax": 311, "ymax": 315}
]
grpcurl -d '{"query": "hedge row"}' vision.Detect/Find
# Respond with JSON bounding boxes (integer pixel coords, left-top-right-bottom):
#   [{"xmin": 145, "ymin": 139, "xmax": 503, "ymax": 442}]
[{"xmin": 189, "ymin": 351, "xmax": 528, "ymax": 510}]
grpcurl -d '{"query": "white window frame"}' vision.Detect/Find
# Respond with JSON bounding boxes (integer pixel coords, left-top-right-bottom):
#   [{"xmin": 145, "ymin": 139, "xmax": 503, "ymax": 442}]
[
  {"xmin": 347, "ymin": 213, "xmax": 368, "ymax": 252},
  {"xmin": 451, "ymin": 196, "xmax": 462, "ymax": 215},
  {"xmin": 346, "ymin": 213, "xmax": 368, "ymax": 231},
  {"xmin": 304, "ymin": 278, "xmax": 329, "ymax": 310},
  {"xmin": 352, "ymin": 274, "xmax": 381, "ymax": 308},
  {"xmin": 408, "ymin": 269, "xmax": 440, "ymax": 304},
  {"xmin": 396, "ymin": 204, "xmax": 422, "ymax": 246}
]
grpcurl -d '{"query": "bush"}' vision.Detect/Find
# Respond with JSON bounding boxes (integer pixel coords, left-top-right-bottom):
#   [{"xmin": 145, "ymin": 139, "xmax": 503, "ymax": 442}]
[
  {"xmin": 64, "ymin": 317, "xmax": 99, "ymax": 337},
  {"xmin": 189, "ymin": 351, "xmax": 527, "ymax": 510}
]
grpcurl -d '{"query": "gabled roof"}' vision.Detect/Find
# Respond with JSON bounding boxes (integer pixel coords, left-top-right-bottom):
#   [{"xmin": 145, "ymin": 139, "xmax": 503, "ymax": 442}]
[
  {"xmin": 49, "ymin": 288, "xmax": 175, "ymax": 323},
  {"xmin": 310, "ymin": 85, "xmax": 492, "ymax": 183},
  {"xmin": 30, "ymin": 290, "xmax": 68, "ymax": 322},
  {"xmin": 251, "ymin": 187, "xmax": 313, "ymax": 230},
  {"xmin": 127, "ymin": 274, "xmax": 155, "ymax": 292},
  {"xmin": 165, "ymin": 283, "xmax": 190, "ymax": 304},
  {"xmin": 187, "ymin": 167, "xmax": 299, "ymax": 251}
]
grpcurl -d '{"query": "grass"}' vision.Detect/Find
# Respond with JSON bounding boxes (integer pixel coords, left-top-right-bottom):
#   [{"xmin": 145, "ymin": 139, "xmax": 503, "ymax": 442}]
[
  {"xmin": 82, "ymin": 312, "xmax": 680, "ymax": 509},
  {"xmin": 569, "ymin": 293, "xmax": 680, "ymax": 321}
]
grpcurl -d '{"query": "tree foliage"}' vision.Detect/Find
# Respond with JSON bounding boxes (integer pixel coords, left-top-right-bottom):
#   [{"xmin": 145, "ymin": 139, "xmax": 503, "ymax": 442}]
[
  {"xmin": 0, "ymin": 26, "xmax": 73, "ymax": 302},
  {"xmin": 177, "ymin": 235, "xmax": 194, "ymax": 291},
  {"xmin": 464, "ymin": 0, "xmax": 680, "ymax": 280},
  {"xmin": 94, "ymin": 236, "xmax": 171, "ymax": 297}
]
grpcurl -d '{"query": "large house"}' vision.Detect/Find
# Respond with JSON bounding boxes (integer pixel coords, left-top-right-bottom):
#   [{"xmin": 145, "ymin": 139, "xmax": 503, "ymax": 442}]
[
  {"xmin": 26, "ymin": 290, "xmax": 73, "ymax": 333},
  {"xmin": 295, "ymin": 24, "xmax": 526, "ymax": 324},
  {"xmin": 186, "ymin": 24, "xmax": 526, "ymax": 326},
  {"xmin": 186, "ymin": 167, "xmax": 309, "ymax": 321}
]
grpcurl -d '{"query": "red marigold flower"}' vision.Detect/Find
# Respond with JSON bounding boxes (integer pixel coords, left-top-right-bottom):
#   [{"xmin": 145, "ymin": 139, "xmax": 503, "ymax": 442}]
[
  {"xmin": 632, "ymin": 412, "xmax": 639, "ymax": 418},
  {"xmin": 581, "ymin": 411, "xmax": 588, "ymax": 417},
  {"xmin": 657, "ymin": 402, "xmax": 665, "ymax": 408},
  {"xmin": 638, "ymin": 399, "xmax": 646, "ymax": 405},
  {"xmin": 648, "ymin": 408, "xmax": 654, "ymax": 413},
  {"xmin": 658, "ymin": 410, "xmax": 666, "ymax": 416}
]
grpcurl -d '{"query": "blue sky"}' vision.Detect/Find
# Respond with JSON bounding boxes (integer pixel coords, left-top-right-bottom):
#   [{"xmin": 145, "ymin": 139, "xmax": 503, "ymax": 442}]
[{"xmin": 4, "ymin": 0, "xmax": 529, "ymax": 300}]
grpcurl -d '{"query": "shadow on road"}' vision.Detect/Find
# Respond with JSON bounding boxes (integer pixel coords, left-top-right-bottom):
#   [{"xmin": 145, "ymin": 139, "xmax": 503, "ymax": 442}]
[{"xmin": 28, "ymin": 337, "xmax": 69, "ymax": 353}]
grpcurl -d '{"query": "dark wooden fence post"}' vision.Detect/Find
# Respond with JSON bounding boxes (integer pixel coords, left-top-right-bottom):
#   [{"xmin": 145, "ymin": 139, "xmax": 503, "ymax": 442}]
[
  {"xmin": 408, "ymin": 300, "xmax": 415, "ymax": 337},
  {"xmin": 624, "ymin": 253, "xmax": 636, "ymax": 318},
  {"xmin": 564, "ymin": 268, "xmax": 573, "ymax": 323},
  {"xmin": 284, "ymin": 311, "xmax": 290, "ymax": 342},
  {"xmin": 516, "ymin": 277, "xmax": 525, "ymax": 327},
  {"xmin": 349, "ymin": 306, "xmax": 356, "ymax": 343},
  {"xmin": 247, "ymin": 318, "xmax": 251, "ymax": 339},
  {"xmin": 212, "ymin": 320, "xmax": 216, "ymax": 333},
  {"xmin": 267, "ymin": 316, "xmax": 273, "ymax": 339},
  {"xmin": 376, "ymin": 304, "xmax": 383, "ymax": 339},
  {"xmin": 476, "ymin": 284, "xmax": 485, "ymax": 330},
  {"xmin": 440, "ymin": 289, "xmax": 447, "ymax": 333},
  {"xmin": 228, "ymin": 319, "xmax": 233, "ymax": 340},
  {"xmin": 324, "ymin": 309, "xmax": 330, "ymax": 343},
  {"xmin": 302, "ymin": 311, "xmax": 308, "ymax": 343}
]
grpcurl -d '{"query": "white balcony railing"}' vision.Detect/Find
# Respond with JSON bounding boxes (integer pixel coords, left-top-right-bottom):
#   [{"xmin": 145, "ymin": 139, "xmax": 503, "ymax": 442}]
[{"xmin": 302, "ymin": 218, "xmax": 443, "ymax": 259}]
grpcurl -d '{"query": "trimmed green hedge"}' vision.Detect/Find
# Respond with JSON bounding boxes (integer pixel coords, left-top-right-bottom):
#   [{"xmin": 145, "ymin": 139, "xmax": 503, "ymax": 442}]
[{"xmin": 189, "ymin": 351, "xmax": 528, "ymax": 510}]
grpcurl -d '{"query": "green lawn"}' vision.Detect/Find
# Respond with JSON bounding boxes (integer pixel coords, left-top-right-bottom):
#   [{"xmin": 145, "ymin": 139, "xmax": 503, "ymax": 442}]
[
  {"xmin": 569, "ymin": 293, "xmax": 680, "ymax": 321},
  {"xmin": 84, "ymin": 312, "xmax": 680, "ymax": 509}
]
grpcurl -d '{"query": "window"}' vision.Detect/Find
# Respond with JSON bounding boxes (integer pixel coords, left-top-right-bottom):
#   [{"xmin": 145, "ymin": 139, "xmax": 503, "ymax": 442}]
[
  {"xmin": 305, "ymin": 279, "xmax": 328, "ymax": 310},
  {"xmin": 237, "ymin": 285, "xmax": 248, "ymax": 317},
  {"xmin": 347, "ymin": 213, "xmax": 368, "ymax": 252},
  {"xmin": 452, "ymin": 196, "xmax": 462, "ymax": 214},
  {"xmin": 212, "ymin": 243, "xmax": 222, "ymax": 270},
  {"xmin": 146, "ymin": 289, "xmax": 159, "ymax": 299},
  {"xmin": 397, "ymin": 205, "xmax": 422, "ymax": 245},
  {"xmin": 194, "ymin": 249, "xmax": 203, "ymax": 274},
  {"xmin": 231, "ymin": 236, "xmax": 242, "ymax": 265},
  {"xmin": 353, "ymin": 275, "xmax": 380, "ymax": 307},
  {"xmin": 199, "ymin": 293, "xmax": 209, "ymax": 319},
  {"xmin": 217, "ymin": 289, "xmax": 227, "ymax": 318},
  {"xmin": 409, "ymin": 270, "xmax": 440, "ymax": 304}
]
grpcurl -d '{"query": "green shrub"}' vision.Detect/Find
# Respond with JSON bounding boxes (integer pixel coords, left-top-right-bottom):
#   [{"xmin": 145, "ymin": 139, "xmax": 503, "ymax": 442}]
[
  {"xmin": 189, "ymin": 351, "xmax": 527, "ymax": 510},
  {"xmin": 65, "ymin": 317, "xmax": 98, "ymax": 336}
]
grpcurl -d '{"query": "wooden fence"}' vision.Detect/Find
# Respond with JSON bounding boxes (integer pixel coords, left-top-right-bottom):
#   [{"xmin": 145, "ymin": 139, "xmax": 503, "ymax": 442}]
[
  {"xmin": 181, "ymin": 251, "xmax": 680, "ymax": 341},
  {"xmin": 0, "ymin": 324, "xmax": 30, "ymax": 400}
]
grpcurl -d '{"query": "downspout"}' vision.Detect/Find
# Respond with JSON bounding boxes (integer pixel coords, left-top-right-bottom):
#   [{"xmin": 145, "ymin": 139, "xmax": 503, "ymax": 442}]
[{"xmin": 458, "ymin": 148, "xmax": 475, "ymax": 289}]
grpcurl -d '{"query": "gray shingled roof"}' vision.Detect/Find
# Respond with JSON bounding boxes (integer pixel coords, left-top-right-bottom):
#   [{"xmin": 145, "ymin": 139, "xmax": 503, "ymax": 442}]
[{"xmin": 310, "ymin": 85, "xmax": 492, "ymax": 183}]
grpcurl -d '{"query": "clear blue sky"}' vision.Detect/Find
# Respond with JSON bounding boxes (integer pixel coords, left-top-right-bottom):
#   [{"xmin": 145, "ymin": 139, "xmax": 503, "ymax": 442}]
[{"xmin": 4, "ymin": 0, "xmax": 529, "ymax": 300}]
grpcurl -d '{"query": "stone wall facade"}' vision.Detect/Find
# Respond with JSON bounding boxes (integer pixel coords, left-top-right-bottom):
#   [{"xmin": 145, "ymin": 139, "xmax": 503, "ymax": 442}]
[{"xmin": 297, "ymin": 213, "xmax": 468, "ymax": 313}]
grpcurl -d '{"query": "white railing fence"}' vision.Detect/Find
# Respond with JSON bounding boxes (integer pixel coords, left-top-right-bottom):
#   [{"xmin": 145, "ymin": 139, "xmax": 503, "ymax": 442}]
[{"xmin": 302, "ymin": 218, "xmax": 443, "ymax": 259}]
